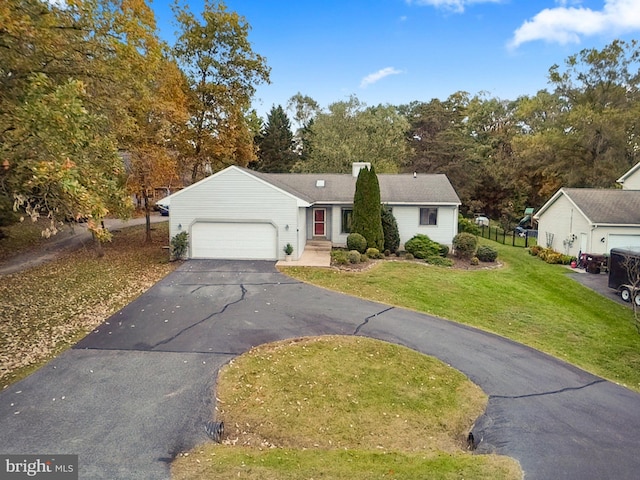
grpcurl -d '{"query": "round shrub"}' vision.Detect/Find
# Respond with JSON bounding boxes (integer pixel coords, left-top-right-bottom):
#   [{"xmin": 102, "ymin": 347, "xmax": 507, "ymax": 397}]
[
  {"xmin": 366, "ymin": 247, "xmax": 383, "ymax": 259},
  {"xmin": 452, "ymin": 232, "xmax": 478, "ymax": 259},
  {"xmin": 476, "ymin": 245, "xmax": 498, "ymax": 262},
  {"xmin": 470, "ymin": 256, "xmax": 479, "ymax": 266},
  {"xmin": 405, "ymin": 234, "xmax": 441, "ymax": 258},
  {"xmin": 384, "ymin": 249, "xmax": 391, "ymax": 257},
  {"xmin": 404, "ymin": 252, "xmax": 414, "ymax": 260},
  {"xmin": 439, "ymin": 244, "xmax": 450, "ymax": 257},
  {"xmin": 347, "ymin": 233, "xmax": 367, "ymax": 254},
  {"xmin": 348, "ymin": 250, "xmax": 362, "ymax": 264}
]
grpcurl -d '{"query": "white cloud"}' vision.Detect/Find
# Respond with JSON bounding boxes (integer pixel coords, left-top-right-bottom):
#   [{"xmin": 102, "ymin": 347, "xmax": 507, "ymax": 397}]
[
  {"xmin": 509, "ymin": 0, "xmax": 640, "ymax": 49},
  {"xmin": 407, "ymin": 0, "xmax": 503, "ymax": 14},
  {"xmin": 360, "ymin": 67, "xmax": 404, "ymax": 88}
]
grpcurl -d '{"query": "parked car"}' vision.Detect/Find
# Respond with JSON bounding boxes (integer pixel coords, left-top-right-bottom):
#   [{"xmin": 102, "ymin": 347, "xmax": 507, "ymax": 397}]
[
  {"xmin": 158, "ymin": 204, "xmax": 169, "ymax": 216},
  {"xmin": 474, "ymin": 215, "xmax": 489, "ymax": 227}
]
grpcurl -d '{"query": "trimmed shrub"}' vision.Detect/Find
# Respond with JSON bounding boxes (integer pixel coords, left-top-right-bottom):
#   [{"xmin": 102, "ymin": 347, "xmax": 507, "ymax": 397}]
[
  {"xmin": 366, "ymin": 247, "xmax": 383, "ymax": 259},
  {"xmin": 348, "ymin": 250, "xmax": 362, "ymax": 264},
  {"xmin": 404, "ymin": 252, "xmax": 414, "ymax": 260},
  {"xmin": 347, "ymin": 233, "xmax": 367, "ymax": 254},
  {"xmin": 170, "ymin": 231, "xmax": 189, "ymax": 261},
  {"xmin": 529, "ymin": 245, "xmax": 543, "ymax": 256},
  {"xmin": 452, "ymin": 232, "xmax": 478, "ymax": 259},
  {"xmin": 439, "ymin": 244, "xmax": 450, "ymax": 257},
  {"xmin": 538, "ymin": 248, "xmax": 564, "ymax": 264},
  {"xmin": 384, "ymin": 249, "xmax": 391, "ymax": 257},
  {"xmin": 425, "ymin": 256, "xmax": 454, "ymax": 267},
  {"xmin": 331, "ymin": 250, "xmax": 349, "ymax": 265},
  {"xmin": 470, "ymin": 256, "xmax": 479, "ymax": 266},
  {"xmin": 381, "ymin": 205, "xmax": 400, "ymax": 253},
  {"xmin": 405, "ymin": 234, "xmax": 441, "ymax": 258},
  {"xmin": 476, "ymin": 245, "xmax": 498, "ymax": 262},
  {"xmin": 458, "ymin": 214, "xmax": 481, "ymax": 236}
]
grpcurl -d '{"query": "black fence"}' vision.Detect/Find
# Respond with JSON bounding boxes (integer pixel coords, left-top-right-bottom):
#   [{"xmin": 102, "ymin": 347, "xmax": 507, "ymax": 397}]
[{"xmin": 478, "ymin": 225, "xmax": 538, "ymax": 248}]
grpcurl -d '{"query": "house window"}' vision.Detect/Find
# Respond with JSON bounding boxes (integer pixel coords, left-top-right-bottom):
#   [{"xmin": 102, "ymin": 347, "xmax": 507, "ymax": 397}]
[
  {"xmin": 341, "ymin": 209, "xmax": 353, "ymax": 233},
  {"xmin": 420, "ymin": 208, "xmax": 438, "ymax": 225}
]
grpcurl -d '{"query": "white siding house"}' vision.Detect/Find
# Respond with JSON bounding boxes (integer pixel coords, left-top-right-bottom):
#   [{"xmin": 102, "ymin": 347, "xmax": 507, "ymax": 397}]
[
  {"xmin": 161, "ymin": 165, "xmax": 461, "ymax": 261},
  {"xmin": 166, "ymin": 167, "xmax": 308, "ymax": 260},
  {"xmin": 617, "ymin": 162, "xmax": 640, "ymax": 190},
  {"xmin": 534, "ymin": 188, "xmax": 640, "ymax": 257}
]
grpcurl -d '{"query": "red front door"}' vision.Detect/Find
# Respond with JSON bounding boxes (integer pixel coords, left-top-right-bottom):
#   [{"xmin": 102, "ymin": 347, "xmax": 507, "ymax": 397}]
[{"xmin": 313, "ymin": 209, "xmax": 326, "ymax": 236}]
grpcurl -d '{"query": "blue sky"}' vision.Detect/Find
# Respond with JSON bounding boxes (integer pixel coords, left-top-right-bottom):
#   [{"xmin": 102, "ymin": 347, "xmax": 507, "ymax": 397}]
[{"xmin": 151, "ymin": 1, "xmax": 640, "ymax": 119}]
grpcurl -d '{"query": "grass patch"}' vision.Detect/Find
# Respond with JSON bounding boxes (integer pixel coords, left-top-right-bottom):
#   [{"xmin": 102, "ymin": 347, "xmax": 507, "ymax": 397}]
[
  {"xmin": 0, "ymin": 222, "xmax": 177, "ymax": 389},
  {"xmin": 282, "ymin": 240, "xmax": 640, "ymax": 390},
  {"xmin": 172, "ymin": 336, "xmax": 522, "ymax": 480}
]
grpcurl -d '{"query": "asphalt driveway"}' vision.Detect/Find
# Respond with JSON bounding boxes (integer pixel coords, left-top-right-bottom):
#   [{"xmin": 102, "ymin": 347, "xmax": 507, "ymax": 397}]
[{"xmin": 1, "ymin": 260, "xmax": 640, "ymax": 479}]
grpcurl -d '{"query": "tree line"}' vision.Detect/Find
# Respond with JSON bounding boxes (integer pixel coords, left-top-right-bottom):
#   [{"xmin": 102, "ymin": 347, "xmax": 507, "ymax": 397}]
[
  {"xmin": 255, "ymin": 40, "xmax": 640, "ymax": 227},
  {"xmin": 2, "ymin": 0, "xmax": 639, "ymax": 242}
]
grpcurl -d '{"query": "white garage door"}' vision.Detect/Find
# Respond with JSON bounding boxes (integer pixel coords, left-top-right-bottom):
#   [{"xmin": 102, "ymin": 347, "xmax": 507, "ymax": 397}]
[
  {"xmin": 191, "ymin": 222, "xmax": 277, "ymax": 260},
  {"xmin": 609, "ymin": 234, "xmax": 640, "ymax": 251}
]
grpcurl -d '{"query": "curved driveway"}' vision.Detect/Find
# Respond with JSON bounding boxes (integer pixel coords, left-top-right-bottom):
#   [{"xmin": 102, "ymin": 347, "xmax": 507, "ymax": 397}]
[{"xmin": 1, "ymin": 260, "xmax": 640, "ymax": 479}]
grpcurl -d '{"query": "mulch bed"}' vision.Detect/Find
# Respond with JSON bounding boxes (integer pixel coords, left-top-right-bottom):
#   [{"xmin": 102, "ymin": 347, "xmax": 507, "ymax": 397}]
[{"xmin": 332, "ymin": 254, "xmax": 501, "ymax": 272}]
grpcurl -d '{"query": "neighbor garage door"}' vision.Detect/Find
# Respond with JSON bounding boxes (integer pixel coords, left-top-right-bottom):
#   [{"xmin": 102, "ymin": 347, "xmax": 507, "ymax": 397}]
[
  {"xmin": 191, "ymin": 222, "xmax": 277, "ymax": 260},
  {"xmin": 609, "ymin": 234, "xmax": 640, "ymax": 251}
]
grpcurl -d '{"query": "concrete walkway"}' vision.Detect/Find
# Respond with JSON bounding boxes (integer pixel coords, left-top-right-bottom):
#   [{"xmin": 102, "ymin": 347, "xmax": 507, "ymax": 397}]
[{"xmin": 276, "ymin": 240, "xmax": 331, "ymax": 267}]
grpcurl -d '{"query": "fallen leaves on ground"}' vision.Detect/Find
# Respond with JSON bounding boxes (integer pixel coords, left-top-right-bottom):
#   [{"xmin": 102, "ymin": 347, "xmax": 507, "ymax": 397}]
[{"xmin": 0, "ymin": 224, "xmax": 177, "ymax": 388}]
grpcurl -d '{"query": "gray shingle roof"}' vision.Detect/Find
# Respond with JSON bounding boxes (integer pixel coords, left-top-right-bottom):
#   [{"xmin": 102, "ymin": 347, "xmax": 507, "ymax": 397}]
[
  {"xmin": 564, "ymin": 188, "xmax": 640, "ymax": 225},
  {"xmin": 246, "ymin": 169, "xmax": 461, "ymax": 205}
]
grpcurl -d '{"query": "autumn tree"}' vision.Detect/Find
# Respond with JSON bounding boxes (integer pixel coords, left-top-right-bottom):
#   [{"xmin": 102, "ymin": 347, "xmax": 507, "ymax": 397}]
[
  {"xmin": 125, "ymin": 58, "xmax": 190, "ymax": 241},
  {"xmin": 253, "ymin": 105, "xmax": 296, "ymax": 173},
  {"xmin": 0, "ymin": 0, "xmax": 163, "ymax": 240},
  {"xmin": 351, "ymin": 165, "xmax": 384, "ymax": 251},
  {"xmin": 547, "ymin": 39, "xmax": 640, "ymax": 187},
  {"xmin": 1, "ymin": 74, "xmax": 130, "ymax": 240},
  {"xmin": 301, "ymin": 96, "xmax": 409, "ymax": 173},
  {"xmin": 172, "ymin": 0, "xmax": 270, "ymax": 182}
]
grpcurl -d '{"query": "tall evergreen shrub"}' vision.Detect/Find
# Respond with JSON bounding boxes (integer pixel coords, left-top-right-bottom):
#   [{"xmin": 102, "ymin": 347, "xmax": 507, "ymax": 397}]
[
  {"xmin": 381, "ymin": 204, "xmax": 400, "ymax": 253},
  {"xmin": 351, "ymin": 165, "xmax": 384, "ymax": 251}
]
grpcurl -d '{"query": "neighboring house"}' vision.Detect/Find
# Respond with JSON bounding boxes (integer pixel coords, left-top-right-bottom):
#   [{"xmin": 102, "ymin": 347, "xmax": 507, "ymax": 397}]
[
  {"xmin": 534, "ymin": 187, "xmax": 640, "ymax": 257},
  {"xmin": 159, "ymin": 162, "xmax": 461, "ymax": 260},
  {"xmin": 617, "ymin": 162, "xmax": 640, "ymax": 190}
]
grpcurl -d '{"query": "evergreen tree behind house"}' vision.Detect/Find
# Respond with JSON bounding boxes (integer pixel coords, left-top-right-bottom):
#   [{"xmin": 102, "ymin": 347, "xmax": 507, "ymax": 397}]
[
  {"xmin": 255, "ymin": 105, "xmax": 296, "ymax": 173},
  {"xmin": 351, "ymin": 164, "xmax": 384, "ymax": 251}
]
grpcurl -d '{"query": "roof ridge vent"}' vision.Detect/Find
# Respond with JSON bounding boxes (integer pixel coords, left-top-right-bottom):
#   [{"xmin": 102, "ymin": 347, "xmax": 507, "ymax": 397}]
[{"xmin": 316, "ymin": 179, "xmax": 325, "ymax": 188}]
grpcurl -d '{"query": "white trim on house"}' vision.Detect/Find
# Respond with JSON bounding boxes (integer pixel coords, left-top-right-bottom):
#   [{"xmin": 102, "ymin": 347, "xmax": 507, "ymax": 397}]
[{"xmin": 617, "ymin": 162, "xmax": 640, "ymax": 189}]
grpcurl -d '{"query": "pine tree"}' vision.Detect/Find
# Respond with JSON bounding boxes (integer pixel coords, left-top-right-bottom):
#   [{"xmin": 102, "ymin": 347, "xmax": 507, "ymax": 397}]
[
  {"xmin": 352, "ymin": 165, "xmax": 384, "ymax": 251},
  {"xmin": 256, "ymin": 105, "xmax": 296, "ymax": 172}
]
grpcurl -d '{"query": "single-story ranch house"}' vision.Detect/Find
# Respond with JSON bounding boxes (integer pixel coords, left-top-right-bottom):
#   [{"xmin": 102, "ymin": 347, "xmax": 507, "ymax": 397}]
[
  {"xmin": 534, "ymin": 162, "xmax": 640, "ymax": 258},
  {"xmin": 159, "ymin": 163, "xmax": 461, "ymax": 261}
]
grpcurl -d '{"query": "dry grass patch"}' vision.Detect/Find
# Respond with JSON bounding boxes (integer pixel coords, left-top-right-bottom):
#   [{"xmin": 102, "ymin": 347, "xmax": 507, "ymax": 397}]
[
  {"xmin": 172, "ymin": 336, "xmax": 522, "ymax": 479},
  {"xmin": 0, "ymin": 223, "xmax": 177, "ymax": 388}
]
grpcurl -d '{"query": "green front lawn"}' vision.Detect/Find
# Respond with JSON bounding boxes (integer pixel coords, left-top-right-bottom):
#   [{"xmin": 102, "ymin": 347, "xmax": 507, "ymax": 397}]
[
  {"xmin": 172, "ymin": 337, "xmax": 522, "ymax": 480},
  {"xmin": 282, "ymin": 240, "xmax": 640, "ymax": 390}
]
